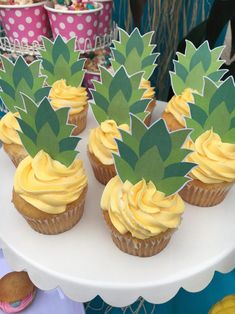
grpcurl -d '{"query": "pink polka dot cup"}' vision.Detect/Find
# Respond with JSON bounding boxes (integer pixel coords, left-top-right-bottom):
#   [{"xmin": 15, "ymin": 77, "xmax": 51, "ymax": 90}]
[
  {"xmin": 96, "ymin": 0, "xmax": 113, "ymax": 36},
  {"xmin": 83, "ymin": 70, "xmax": 100, "ymax": 99},
  {"xmin": 0, "ymin": 2, "xmax": 51, "ymax": 44},
  {"xmin": 45, "ymin": 2, "xmax": 103, "ymax": 51}
]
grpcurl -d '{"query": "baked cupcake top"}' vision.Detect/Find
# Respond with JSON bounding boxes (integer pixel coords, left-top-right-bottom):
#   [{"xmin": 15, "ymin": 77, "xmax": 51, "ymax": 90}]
[
  {"xmin": 0, "ymin": 271, "xmax": 35, "ymax": 303},
  {"xmin": 185, "ymin": 77, "xmax": 235, "ymax": 184},
  {"xmin": 164, "ymin": 40, "xmax": 226, "ymax": 127},
  {"xmin": 0, "ymin": 112, "xmax": 21, "ymax": 145},
  {"xmin": 14, "ymin": 95, "xmax": 88, "ymax": 213},
  {"xmin": 101, "ymin": 114, "xmax": 196, "ymax": 239}
]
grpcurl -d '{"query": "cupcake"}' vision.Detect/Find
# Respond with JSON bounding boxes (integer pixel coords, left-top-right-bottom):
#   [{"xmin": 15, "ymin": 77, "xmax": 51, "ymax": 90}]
[
  {"xmin": 0, "ymin": 112, "xmax": 27, "ymax": 167},
  {"xmin": 88, "ymin": 66, "xmax": 150, "ymax": 184},
  {"xmin": 162, "ymin": 40, "xmax": 226, "ymax": 131},
  {"xmin": 12, "ymin": 96, "xmax": 88, "ymax": 234},
  {"xmin": 101, "ymin": 114, "xmax": 195, "ymax": 257},
  {"xmin": 209, "ymin": 295, "xmax": 235, "ymax": 314},
  {"xmin": 180, "ymin": 77, "xmax": 235, "ymax": 206},
  {"xmin": 0, "ymin": 271, "xmax": 36, "ymax": 313},
  {"xmin": 111, "ymin": 27, "xmax": 159, "ymax": 123},
  {"xmin": 0, "ymin": 56, "xmax": 49, "ymax": 166},
  {"xmin": 40, "ymin": 36, "xmax": 88, "ymax": 135}
]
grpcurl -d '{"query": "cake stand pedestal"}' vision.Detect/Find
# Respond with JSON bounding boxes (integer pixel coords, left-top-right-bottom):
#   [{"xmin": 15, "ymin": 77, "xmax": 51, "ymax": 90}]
[{"xmin": 0, "ymin": 102, "xmax": 235, "ymax": 307}]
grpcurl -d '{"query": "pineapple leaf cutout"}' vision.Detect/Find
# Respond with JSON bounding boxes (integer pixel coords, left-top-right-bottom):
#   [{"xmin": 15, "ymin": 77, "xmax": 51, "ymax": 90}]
[
  {"xmin": 91, "ymin": 66, "xmax": 150, "ymax": 125},
  {"xmin": 40, "ymin": 35, "xmax": 85, "ymax": 86},
  {"xmin": 170, "ymin": 40, "xmax": 227, "ymax": 95},
  {"xmin": 0, "ymin": 56, "xmax": 50, "ymax": 113},
  {"xmin": 111, "ymin": 27, "xmax": 159, "ymax": 79},
  {"xmin": 113, "ymin": 114, "xmax": 196, "ymax": 196},
  {"xmin": 16, "ymin": 95, "xmax": 80, "ymax": 167},
  {"xmin": 185, "ymin": 76, "xmax": 235, "ymax": 144}
]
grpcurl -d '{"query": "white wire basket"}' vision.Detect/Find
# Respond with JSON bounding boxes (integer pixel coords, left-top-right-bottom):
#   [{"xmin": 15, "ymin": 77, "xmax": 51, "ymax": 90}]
[{"xmin": 0, "ymin": 23, "xmax": 118, "ymax": 56}]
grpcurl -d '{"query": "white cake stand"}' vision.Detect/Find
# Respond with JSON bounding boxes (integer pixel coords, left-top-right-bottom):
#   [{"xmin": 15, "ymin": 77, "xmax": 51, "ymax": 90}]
[{"xmin": 0, "ymin": 102, "xmax": 235, "ymax": 307}]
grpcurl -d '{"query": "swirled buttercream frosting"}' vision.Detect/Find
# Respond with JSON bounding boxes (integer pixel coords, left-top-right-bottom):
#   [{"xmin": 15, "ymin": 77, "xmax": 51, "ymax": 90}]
[
  {"xmin": 14, "ymin": 150, "xmax": 88, "ymax": 214},
  {"xmin": 165, "ymin": 88, "xmax": 194, "ymax": 127},
  {"xmin": 140, "ymin": 79, "xmax": 155, "ymax": 99},
  {"xmin": 101, "ymin": 176, "xmax": 185, "ymax": 239},
  {"xmin": 185, "ymin": 130, "xmax": 235, "ymax": 184},
  {"xmin": 49, "ymin": 79, "xmax": 88, "ymax": 115},
  {"xmin": 0, "ymin": 112, "xmax": 21, "ymax": 145},
  {"xmin": 88, "ymin": 120, "xmax": 129, "ymax": 165}
]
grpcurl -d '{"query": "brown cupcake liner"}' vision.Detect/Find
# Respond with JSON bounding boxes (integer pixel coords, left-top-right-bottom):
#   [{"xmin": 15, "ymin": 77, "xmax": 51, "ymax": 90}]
[
  {"xmin": 162, "ymin": 111, "xmax": 184, "ymax": 131},
  {"xmin": 103, "ymin": 211, "xmax": 174, "ymax": 257},
  {"xmin": 87, "ymin": 150, "xmax": 116, "ymax": 185},
  {"xmin": 69, "ymin": 105, "xmax": 88, "ymax": 135},
  {"xmin": 3, "ymin": 143, "xmax": 28, "ymax": 167},
  {"xmin": 144, "ymin": 98, "xmax": 156, "ymax": 126},
  {"xmin": 179, "ymin": 179, "xmax": 233, "ymax": 207},
  {"xmin": 13, "ymin": 188, "xmax": 87, "ymax": 235}
]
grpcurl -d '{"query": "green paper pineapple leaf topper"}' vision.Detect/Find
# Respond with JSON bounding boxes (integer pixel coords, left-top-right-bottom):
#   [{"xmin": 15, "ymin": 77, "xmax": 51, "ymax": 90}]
[
  {"xmin": 0, "ymin": 56, "xmax": 50, "ymax": 113},
  {"xmin": 16, "ymin": 95, "xmax": 80, "ymax": 167},
  {"xmin": 185, "ymin": 76, "xmax": 235, "ymax": 144},
  {"xmin": 39, "ymin": 35, "xmax": 85, "ymax": 86},
  {"xmin": 113, "ymin": 114, "xmax": 196, "ymax": 196},
  {"xmin": 170, "ymin": 40, "xmax": 227, "ymax": 96},
  {"xmin": 90, "ymin": 66, "xmax": 150, "ymax": 125},
  {"xmin": 111, "ymin": 27, "xmax": 159, "ymax": 80}
]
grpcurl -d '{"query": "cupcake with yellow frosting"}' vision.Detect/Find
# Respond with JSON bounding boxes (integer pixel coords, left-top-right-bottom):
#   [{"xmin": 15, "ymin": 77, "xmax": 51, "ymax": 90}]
[
  {"xmin": 0, "ymin": 112, "xmax": 27, "ymax": 167},
  {"xmin": 40, "ymin": 36, "xmax": 88, "ymax": 136},
  {"xmin": 88, "ymin": 66, "xmax": 150, "ymax": 185},
  {"xmin": 162, "ymin": 41, "xmax": 226, "ymax": 131},
  {"xmin": 209, "ymin": 295, "xmax": 235, "ymax": 314},
  {"xmin": 110, "ymin": 28, "xmax": 159, "ymax": 125},
  {"xmin": 180, "ymin": 77, "xmax": 235, "ymax": 206},
  {"xmin": 13, "ymin": 96, "xmax": 88, "ymax": 234},
  {"xmin": 101, "ymin": 114, "xmax": 195, "ymax": 257},
  {"xmin": 0, "ymin": 55, "xmax": 49, "ymax": 166}
]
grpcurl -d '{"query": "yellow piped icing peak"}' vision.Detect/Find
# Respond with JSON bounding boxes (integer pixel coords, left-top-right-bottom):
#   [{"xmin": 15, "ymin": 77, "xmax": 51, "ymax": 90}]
[
  {"xmin": 101, "ymin": 176, "xmax": 185, "ymax": 240},
  {"xmin": 185, "ymin": 130, "xmax": 235, "ymax": 184},
  {"xmin": 14, "ymin": 151, "xmax": 88, "ymax": 214},
  {"xmin": 165, "ymin": 88, "xmax": 194, "ymax": 127},
  {"xmin": 0, "ymin": 112, "xmax": 21, "ymax": 145},
  {"xmin": 88, "ymin": 120, "xmax": 129, "ymax": 165},
  {"xmin": 209, "ymin": 295, "xmax": 235, "ymax": 314},
  {"xmin": 140, "ymin": 79, "xmax": 155, "ymax": 99},
  {"xmin": 49, "ymin": 79, "xmax": 88, "ymax": 115}
]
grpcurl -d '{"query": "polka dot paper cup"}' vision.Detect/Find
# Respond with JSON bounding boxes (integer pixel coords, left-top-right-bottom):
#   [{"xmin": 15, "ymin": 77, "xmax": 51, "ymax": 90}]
[
  {"xmin": 83, "ymin": 70, "xmax": 101, "ymax": 99},
  {"xmin": 0, "ymin": 2, "xmax": 51, "ymax": 44},
  {"xmin": 96, "ymin": 0, "xmax": 113, "ymax": 36},
  {"xmin": 45, "ymin": 2, "xmax": 103, "ymax": 51}
]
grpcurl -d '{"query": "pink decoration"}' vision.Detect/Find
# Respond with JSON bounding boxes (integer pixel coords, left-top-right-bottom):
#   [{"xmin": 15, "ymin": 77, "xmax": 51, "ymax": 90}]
[
  {"xmin": 83, "ymin": 70, "xmax": 100, "ymax": 98},
  {"xmin": 95, "ymin": 0, "xmax": 112, "ymax": 36},
  {"xmin": 0, "ymin": 292, "xmax": 35, "ymax": 313},
  {"xmin": 0, "ymin": 2, "xmax": 51, "ymax": 43},
  {"xmin": 45, "ymin": 2, "xmax": 103, "ymax": 50}
]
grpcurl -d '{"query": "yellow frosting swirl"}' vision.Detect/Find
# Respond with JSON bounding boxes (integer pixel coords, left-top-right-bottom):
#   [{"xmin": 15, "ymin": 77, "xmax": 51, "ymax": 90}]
[
  {"xmin": 88, "ymin": 120, "xmax": 129, "ymax": 165},
  {"xmin": 101, "ymin": 176, "xmax": 185, "ymax": 239},
  {"xmin": 14, "ymin": 150, "xmax": 88, "ymax": 214},
  {"xmin": 140, "ymin": 79, "xmax": 155, "ymax": 99},
  {"xmin": 165, "ymin": 88, "xmax": 194, "ymax": 126},
  {"xmin": 0, "ymin": 112, "xmax": 21, "ymax": 145},
  {"xmin": 49, "ymin": 79, "xmax": 88, "ymax": 115},
  {"xmin": 185, "ymin": 130, "xmax": 235, "ymax": 184},
  {"xmin": 209, "ymin": 295, "xmax": 235, "ymax": 314}
]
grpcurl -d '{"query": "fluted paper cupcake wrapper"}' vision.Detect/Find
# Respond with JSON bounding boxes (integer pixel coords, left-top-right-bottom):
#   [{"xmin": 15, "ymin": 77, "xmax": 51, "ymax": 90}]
[
  {"xmin": 69, "ymin": 106, "xmax": 88, "ymax": 136},
  {"xmin": 144, "ymin": 98, "xmax": 156, "ymax": 126},
  {"xmin": 3, "ymin": 143, "xmax": 28, "ymax": 167},
  {"xmin": 20, "ymin": 194, "xmax": 86, "ymax": 235},
  {"xmin": 179, "ymin": 180, "xmax": 233, "ymax": 207},
  {"xmin": 103, "ymin": 211, "xmax": 174, "ymax": 257},
  {"xmin": 88, "ymin": 150, "xmax": 116, "ymax": 185}
]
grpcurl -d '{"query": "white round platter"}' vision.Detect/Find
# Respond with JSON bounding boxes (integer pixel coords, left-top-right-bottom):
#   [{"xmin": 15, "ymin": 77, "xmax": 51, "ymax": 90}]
[{"xmin": 0, "ymin": 102, "xmax": 235, "ymax": 307}]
